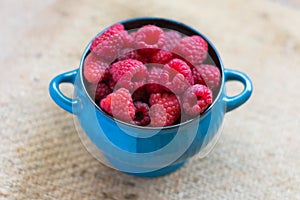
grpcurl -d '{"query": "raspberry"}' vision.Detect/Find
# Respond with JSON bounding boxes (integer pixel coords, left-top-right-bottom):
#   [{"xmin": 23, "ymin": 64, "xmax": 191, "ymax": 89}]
[
  {"xmin": 123, "ymin": 31, "xmax": 136, "ymax": 48},
  {"xmin": 145, "ymin": 66, "xmax": 169, "ymax": 93},
  {"xmin": 90, "ymin": 24, "xmax": 125, "ymax": 62},
  {"xmin": 149, "ymin": 104, "xmax": 167, "ymax": 127},
  {"xmin": 165, "ymin": 58, "xmax": 194, "ymax": 85},
  {"xmin": 173, "ymin": 35, "xmax": 208, "ymax": 65},
  {"xmin": 137, "ymin": 48, "xmax": 160, "ymax": 60},
  {"xmin": 164, "ymin": 58, "xmax": 194, "ymax": 94},
  {"xmin": 110, "ymin": 23, "xmax": 125, "ymax": 32},
  {"xmin": 100, "ymin": 88, "xmax": 135, "ymax": 122},
  {"xmin": 105, "ymin": 75, "xmax": 116, "ymax": 91},
  {"xmin": 193, "ymin": 64, "xmax": 221, "ymax": 91},
  {"xmin": 150, "ymin": 50, "xmax": 173, "ymax": 64},
  {"xmin": 110, "ymin": 59, "xmax": 148, "ymax": 91},
  {"xmin": 149, "ymin": 93, "xmax": 181, "ymax": 126},
  {"xmin": 182, "ymin": 84, "xmax": 212, "ymax": 116},
  {"xmin": 88, "ymin": 82, "xmax": 112, "ymax": 104},
  {"xmin": 117, "ymin": 48, "xmax": 148, "ymax": 64},
  {"xmin": 132, "ymin": 85, "xmax": 149, "ymax": 102},
  {"xmin": 132, "ymin": 101, "xmax": 150, "ymax": 126},
  {"xmin": 162, "ymin": 30, "xmax": 182, "ymax": 51},
  {"xmin": 83, "ymin": 53, "xmax": 109, "ymax": 83},
  {"xmin": 134, "ymin": 25, "xmax": 165, "ymax": 49}
]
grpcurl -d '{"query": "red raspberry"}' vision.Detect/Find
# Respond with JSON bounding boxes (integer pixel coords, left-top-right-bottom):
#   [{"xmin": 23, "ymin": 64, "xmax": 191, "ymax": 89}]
[
  {"xmin": 136, "ymin": 48, "xmax": 160, "ymax": 60},
  {"xmin": 165, "ymin": 58, "xmax": 194, "ymax": 85},
  {"xmin": 83, "ymin": 53, "xmax": 109, "ymax": 83},
  {"xmin": 100, "ymin": 88, "xmax": 135, "ymax": 122},
  {"xmin": 132, "ymin": 85, "xmax": 149, "ymax": 103},
  {"xmin": 149, "ymin": 93, "xmax": 181, "ymax": 127},
  {"xmin": 134, "ymin": 25, "xmax": 165, "ymax": 49},
  {"xmin": 193, "ymin": 64, "xmax": 221, "ymax": 91},
  {"xmin": 164, "ymin": 58, "xmax": 194, "ymax": 94},
  {"xmin": 173, "ymin": 35, "xmax": 208, "ymax": 65},
  {"xmin": 123, "ymin": 31, "xmax": 136, "ymax": 48},
  {"xmin": 110, "ymin": 59, "xmax": 148, "ymax": 91},
  {"xmin": 117, "ymin": 48, "xmax": 148, "ymax": 64},
  {"xmin": 150, "ymin": 50, "xmax": 173, "ymax": 64},
  {"xmin": 90, "ymin": 24, "xmax": 125, "ymax": 62},
  {"xmin": 90, "ymin": 24, "xmax": 124, "ymax": 51},
  {"xmin": 88, "ymin": 82, "xmax": 112, "ymax": 104},
  {"xmin": 145, "ymin": 83, "xmax": 166, "ymax": 94},
  {"xmin": 182, "ymin": 84, "xmax": 212, "ymax": 116},
  {"xmin": 110, "ymin": 23, "xmax": 125, "ymax": 32},
  {"xmin": 145, "ymin": 66, "xmax": 169, "ymax": 93},
  {"xmin": 105, "ymin": 75, "xmax": 116, "ymax": 91},
  {"xmin": 132, "ymin": 101, "xmax": 150, "ymax": 126},
  {"xmin": 162, "ymin": 30, "xmax": 182, "ymax": 51}
]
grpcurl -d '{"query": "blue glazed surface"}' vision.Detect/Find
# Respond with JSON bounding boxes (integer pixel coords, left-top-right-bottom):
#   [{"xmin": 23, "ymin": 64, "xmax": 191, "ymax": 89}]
[{"xmin": 49, "ymin": 17, "xmax": 253, "ymax": 177}]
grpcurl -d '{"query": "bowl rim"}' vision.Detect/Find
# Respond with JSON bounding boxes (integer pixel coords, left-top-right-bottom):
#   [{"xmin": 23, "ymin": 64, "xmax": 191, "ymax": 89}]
[{"xmin": 78, "ymin": 17, "xmax": 225, "ymax": 130}]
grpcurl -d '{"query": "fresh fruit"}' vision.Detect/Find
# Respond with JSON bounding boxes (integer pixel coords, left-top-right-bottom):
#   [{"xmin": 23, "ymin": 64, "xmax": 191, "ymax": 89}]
[
  {"xmin": 163, "ymin": 30, "xmax": 182, "ymax": 51},
  {"xmin": 83, "ymin": 23, "xmax": 219, "ymax": 127},
  {"xmin": 110, "ymin": 59, "xmax": 148, "ymax": 91},
  {"xmin": 132, "ymin": 101, "xmax": 151, "ymax": 126},
  {"xmin": 100, "ymin": 88, "xmax": 135, "ymax": 122},
  {"xmin": 182, "ymin": 84, "xmax": 213, "ymax": 116},
  {"xmin": 164, "ymin": 58, "xmax": 194, "ymax": 94},
  {"xmin": 145, "ymin": 66, "xmax": 169, "ymax": 94},
  {"xmin": 132, "ymin": 85, "xmax": 149, "ymax": 103},
  {"xmin": 117, "ymin": 49, "xmax": 148, "ymax": 64},
  {"xmin": 165, "ymin": 58, "xmax": 194, "ymax": 85},
  {"xmin": 90, "ymin": 24, "xmax": 126, "ymax": 62},
  {"xmin": 193, "ymin": 64, "xmax": 221, "ymax": 91},
  {"xmin": 134, "ymin": 25, "xmax": 165, "ymax": 49},
  {"xmin": 88, "ymin": 82, "xmax": 112, "ymax": 104},
  {"xmin": 83, "ymin": 53, "xmax": 109, "ymax": 83},
  {"xmin": 150, "ymin": 50, "xmax": 173, "ymax": 64},
  {"xmin": 173, "ymin": 35, "xmax": 208, "ymax": 65},
  {"xmin": 149, "ymin": 93, "xmax": 181, "ymax": 126}
]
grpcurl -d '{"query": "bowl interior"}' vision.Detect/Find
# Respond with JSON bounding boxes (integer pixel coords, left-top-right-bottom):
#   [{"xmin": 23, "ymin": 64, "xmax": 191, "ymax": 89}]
[
  {"xmin": 122, "ymin": 18, "xmax": 222, "ymax": 71},
  {"xmin": 80, "ymin": 17, "xmax": 224, "ymax": 130}
]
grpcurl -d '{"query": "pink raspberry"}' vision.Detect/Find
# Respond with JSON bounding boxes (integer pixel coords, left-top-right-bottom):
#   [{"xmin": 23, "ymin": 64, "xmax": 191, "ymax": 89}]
[
  {"xmin": 164, "ymin": 58, "xmax": 194, "ymax": 94},
  {"xmin": 149, "ymin": 93, "xmax": 181, "ymax": 127},
  {"xmin": 162, "ymin": 30, "xmax": 182, "ymax": 51},
  {"xmin": 145, "ymin": 66, "xmax": 169, "ymax": 93},
  {"xmin": 90, "ymin": 23, "xmax": 126, "ymax": 62},
  {"xmin": 100, "ymin": 88, "xmax": 135, "ymax": 122},
  {"xmin": 83, "ymin": 53, "xmax": 109, "ymax": 83},
  {"xmin": 134, "ymin": 25, "xmax": 165, "ymax": 49},
  {"xmin": 150, "ymin": 50, "xmax": 173, "ymax": 64},
  {"xmin": 165, "ymin": 58, "xmax": 194, "ymax": 85},
  {"xmin": 88, "ymin": 82, "xmax": 112, "ymax": 104},
  {"xmin": 110, "ymin": 23, "xmax": 125, "ymax": 32},
  {"xmin": 117, "ymin": 48, "xmax": 148, "ymax": 64},
  {"xmin": 123, "ymin": 31, "xmax": 136, "ymax": 48},
  {"xmin": 132, "ymin": 102, "xmax": 150, "ymax": 126},
  {"xmin": 173, "ymin": 35, "xmax": 208, "ymax": 65},
  {"xmin": 193, "ymin": 64, "xmax": 221, "ymax": 91},
  {"xmin": 182, "ymin": 84, "xmax": 212, "ymax": 116},
  {"xmin": 110, "ymin": 59, "xmax": 148, "ymax": 91}
]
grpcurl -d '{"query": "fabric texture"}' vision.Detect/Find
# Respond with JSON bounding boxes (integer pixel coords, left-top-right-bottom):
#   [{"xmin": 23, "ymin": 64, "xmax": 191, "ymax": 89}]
[{"xmin": 1, "ymin": 0, "xmax": 300, "ymax": 199}]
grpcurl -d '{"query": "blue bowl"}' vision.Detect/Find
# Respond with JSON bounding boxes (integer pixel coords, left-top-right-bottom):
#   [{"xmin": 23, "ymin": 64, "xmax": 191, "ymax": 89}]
[{"xmin": 49, "ymin": 17, "xmax": 253, "ymax": 177}]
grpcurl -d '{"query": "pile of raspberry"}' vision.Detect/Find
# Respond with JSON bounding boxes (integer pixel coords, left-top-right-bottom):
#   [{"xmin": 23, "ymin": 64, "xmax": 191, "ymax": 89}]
[{"xmin": 84, "ymin": 23, "xmax": 221, "ymax": 127}]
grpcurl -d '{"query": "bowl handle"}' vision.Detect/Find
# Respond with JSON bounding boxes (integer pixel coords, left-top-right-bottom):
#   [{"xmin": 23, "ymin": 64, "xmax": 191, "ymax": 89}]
[
  {"xmin": 49, "ymin": 69, "xmax": 78, "ymax": 114},
  {"xmin": 223, "ymin": 68, "xmax": 253, "ymax": 112}
]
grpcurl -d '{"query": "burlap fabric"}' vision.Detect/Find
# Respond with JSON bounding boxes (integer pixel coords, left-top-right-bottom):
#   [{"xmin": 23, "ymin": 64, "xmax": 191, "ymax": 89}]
[{"xmin": 1, "ymin": 0, "xmax": 300, "ymax": 199}]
